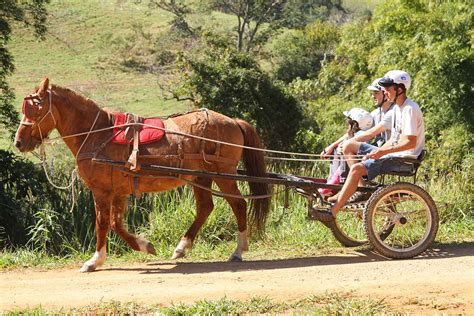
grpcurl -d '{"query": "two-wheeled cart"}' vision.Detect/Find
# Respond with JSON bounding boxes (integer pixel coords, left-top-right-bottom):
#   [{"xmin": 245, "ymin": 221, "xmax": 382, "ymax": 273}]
[{"xmin": 93, "ymin": 151, "xmax": 438, "ymax": 259}]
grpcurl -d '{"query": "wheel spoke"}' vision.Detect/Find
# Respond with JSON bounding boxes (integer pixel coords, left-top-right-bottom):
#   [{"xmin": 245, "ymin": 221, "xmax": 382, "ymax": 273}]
[{"xmin": 365, "ymin": 183, "xmax": 438, "ymax": 259}]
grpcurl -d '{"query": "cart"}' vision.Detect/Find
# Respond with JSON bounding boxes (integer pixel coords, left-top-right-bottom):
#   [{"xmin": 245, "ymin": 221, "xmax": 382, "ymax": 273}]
[{"xmin": 93, "ymin": 151, "xmax": 438, "ymax": 260}]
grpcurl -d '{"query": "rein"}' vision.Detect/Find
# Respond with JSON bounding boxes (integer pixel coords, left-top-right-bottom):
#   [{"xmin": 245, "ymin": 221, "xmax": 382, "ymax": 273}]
[{"xmin": 43, "ymin": 121, "xmax": 367, "ymax": 162}]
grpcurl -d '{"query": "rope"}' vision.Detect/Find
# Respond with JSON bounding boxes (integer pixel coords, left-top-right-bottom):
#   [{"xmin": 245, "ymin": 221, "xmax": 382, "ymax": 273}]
[{"xmin": 43, "ymin": 121, "xmax": 367, "ymax": 161}]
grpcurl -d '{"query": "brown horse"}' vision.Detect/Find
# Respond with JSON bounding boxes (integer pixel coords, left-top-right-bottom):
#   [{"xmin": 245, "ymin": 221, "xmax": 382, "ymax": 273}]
[{"xmin": 14, "ymin": 78, "xmax": 270, "ymax": 272}]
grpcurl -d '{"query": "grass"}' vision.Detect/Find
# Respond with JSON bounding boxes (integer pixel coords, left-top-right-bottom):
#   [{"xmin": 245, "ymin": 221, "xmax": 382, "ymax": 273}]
[
  {"xmin": 4, "ymin": 0, "xmax": 190, "ymax": 150},
  {"xmin": 3, "ymin": 292, "xmax": 389, "ymax": 315}
]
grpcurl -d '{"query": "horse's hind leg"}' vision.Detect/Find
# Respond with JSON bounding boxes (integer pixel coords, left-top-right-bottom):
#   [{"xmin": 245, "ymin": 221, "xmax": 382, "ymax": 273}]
[
  {"xmin": 172, "ymin": 177, "xmax": 214, "ymax": 259},
  {"xmin": 214, "ymin": 179, "xmax": 248, "ymax": 262},
  {"xmin": 80, "ymin": 192, "xmax": 111, "ymax": 272},
  {"xmin": 110, "ymin": 195, "xmax": 156, "ymax": 255}
]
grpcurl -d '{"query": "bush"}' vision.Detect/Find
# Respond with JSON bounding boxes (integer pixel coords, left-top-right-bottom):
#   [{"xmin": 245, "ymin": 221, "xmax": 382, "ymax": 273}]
[
  {"xmin": 269, "ymin": 21, "xmax": 340, "ymax": 83},
  {"xmin": 0, "ymin": 150, "xmax": 54, "ymax": 247},
  {"xmin": 305, "ymin": 0, "xmax": 473, "ymax": 173},
  {"xmin": 174, "ymin": 43, "xmax": 304, "ymax": 150}
]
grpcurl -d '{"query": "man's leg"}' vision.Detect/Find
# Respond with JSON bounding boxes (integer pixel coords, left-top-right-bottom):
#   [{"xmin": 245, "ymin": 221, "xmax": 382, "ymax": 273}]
[
  {"xmin": 331, "ymin": 163, "xmax": 368, "ymax": 216},
  {"xmin": 342, "ymin": 140, "xmax": 362, "ymax": 169}
]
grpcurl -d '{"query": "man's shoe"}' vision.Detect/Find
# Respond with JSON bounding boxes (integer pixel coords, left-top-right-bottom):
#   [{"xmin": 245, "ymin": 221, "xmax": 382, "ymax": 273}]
[
  {"xmin": 348, "ymin": 191, "xmax": 371, "ymax": 203},
  {"xmin": 309, "ymin": 207, "xmax": 335, "ymax": 223}
]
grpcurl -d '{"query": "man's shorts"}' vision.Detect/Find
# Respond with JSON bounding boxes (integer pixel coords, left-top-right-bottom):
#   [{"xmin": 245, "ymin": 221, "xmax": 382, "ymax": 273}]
[{"xmin": 357, "ymin": 143, "xmax": 414, "ymax": 180}]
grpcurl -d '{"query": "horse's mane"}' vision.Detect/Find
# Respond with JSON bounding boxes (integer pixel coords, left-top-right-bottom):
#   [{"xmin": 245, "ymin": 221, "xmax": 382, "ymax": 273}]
[{"xmin": 51, "ymin": 84, "xmax": 101, "ymax": 112}]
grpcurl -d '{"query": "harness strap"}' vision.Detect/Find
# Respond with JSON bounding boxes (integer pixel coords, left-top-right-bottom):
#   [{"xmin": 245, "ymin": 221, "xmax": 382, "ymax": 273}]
[{"xmin": 124, "ymin": 113, "xmax": 144, "ymax": 171}]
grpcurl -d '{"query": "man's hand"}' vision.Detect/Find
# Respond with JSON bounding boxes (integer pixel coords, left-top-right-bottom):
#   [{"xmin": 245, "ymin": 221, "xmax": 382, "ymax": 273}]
[
  {"xmin": 365, "ymin": 148, "xmax": 388, "ymax": 160},
  {"xmin": 320, "ymin": 147, "xmax": 334, "ymax": 159}
]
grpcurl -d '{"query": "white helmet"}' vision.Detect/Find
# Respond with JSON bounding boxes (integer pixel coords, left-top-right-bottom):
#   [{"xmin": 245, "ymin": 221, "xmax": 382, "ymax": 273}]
[
  {"xmin": 367, "ymin": 77, "xmax": 383, "ymax": 91},
  {"xmin": 378, "ymin": 70, "xmax": 411, "ymax": 90},
  {"xmin": 343, "ymin": 108, "xmax": 374, "ymax": 131}
]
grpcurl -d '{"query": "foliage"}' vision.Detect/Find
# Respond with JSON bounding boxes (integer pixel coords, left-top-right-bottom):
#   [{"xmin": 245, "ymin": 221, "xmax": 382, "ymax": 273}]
[
  {"xmin": 173, "ymin": 42, "xmax": 304, "ymax": 150},
  {"xmin": 147, "ymin": 0, "xmax": 195, "ymax": 35},
  {"xmin": 206, "ymin": 0, "xmax": 344, "ymax": 52},
  {"xmin": 309, "ymin": 0, "xmax": 473, "ymax": 172},
  {"xmin": 0, "ymin": 150, "xmax": 53, "ymax": 247},
  {"xmin": 281, "ymin": 0, "xmax": 345, "ymax": 29},
  {"xmin": 269, "ymin": 20, "xmax": 340, "ymax": 82},
  {"xmin": 0, "ymin": 0, "xmax": 49, "ymax": 137}
]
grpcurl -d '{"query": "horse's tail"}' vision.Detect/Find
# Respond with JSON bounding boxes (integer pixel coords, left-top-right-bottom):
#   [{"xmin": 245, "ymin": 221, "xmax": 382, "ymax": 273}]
[{"xmin": 235, "ymin": 119, "xmax": 271, "ymax": 234}]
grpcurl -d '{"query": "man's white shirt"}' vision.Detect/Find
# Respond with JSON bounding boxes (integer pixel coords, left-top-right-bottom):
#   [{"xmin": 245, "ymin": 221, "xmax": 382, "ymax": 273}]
[{"xmin": 389, "ymin": 97, "xmax": 425, "ymax": 158}]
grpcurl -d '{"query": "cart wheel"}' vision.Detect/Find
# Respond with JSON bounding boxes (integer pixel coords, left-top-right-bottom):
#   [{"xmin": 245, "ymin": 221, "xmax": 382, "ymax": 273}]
[
  {"xmin": 330, "ymin": 207, "xmax": 367, "ymax": 247},
  {"xmin": 364, "ymin": 182, "xmax": 438, "ymax": 259}
]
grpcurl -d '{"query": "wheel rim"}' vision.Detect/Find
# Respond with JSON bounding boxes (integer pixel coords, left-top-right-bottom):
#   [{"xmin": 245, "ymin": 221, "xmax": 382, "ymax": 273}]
[
  {"xmin": 370, "ymin": 189, "xmax": 432, "ymax": 253},
  {"xmin": 335, "ymin": 207, "xmax": 367, "ymax": 243}
]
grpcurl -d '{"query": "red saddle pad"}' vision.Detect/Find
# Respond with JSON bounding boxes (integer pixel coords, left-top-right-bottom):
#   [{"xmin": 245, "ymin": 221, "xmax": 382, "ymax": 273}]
[{"xmin": 112, "ymin": 113, "xmax": 165, "ymax": 145}]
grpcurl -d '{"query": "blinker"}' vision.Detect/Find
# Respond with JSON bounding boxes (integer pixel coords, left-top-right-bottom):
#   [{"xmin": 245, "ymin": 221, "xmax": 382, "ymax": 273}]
[{"xmin": 22, "ymin": 98, "xmax": 42, "ymax": 121}]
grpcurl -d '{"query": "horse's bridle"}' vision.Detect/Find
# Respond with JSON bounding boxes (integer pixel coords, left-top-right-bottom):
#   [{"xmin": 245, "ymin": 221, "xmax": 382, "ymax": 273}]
[{"xmin": 20, "ymin": 89, "xmax": 57, "ymax": 142}]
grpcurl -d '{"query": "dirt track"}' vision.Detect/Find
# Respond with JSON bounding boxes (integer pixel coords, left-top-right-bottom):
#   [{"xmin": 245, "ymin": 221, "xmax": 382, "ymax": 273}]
[{"xmin": 1, "ymin": 243, "xmax": 473, "ymax": 313}]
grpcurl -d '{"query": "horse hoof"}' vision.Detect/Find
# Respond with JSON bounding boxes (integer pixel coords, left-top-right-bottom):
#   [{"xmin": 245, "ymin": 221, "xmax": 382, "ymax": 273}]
[
  {"xmin": 146, "ymin": 243, "xmax": 156, "ymax": 255},
  {"xmin": 171, "ymin": 250, "xmax": 185, "ymax": 260},
  {"xmin": 228, "ymin": 255, "xmax": 242, "ymax": 262},
  {"xmin": 79, "ymin": 263, "xmax": 96, "ymax": 273}
]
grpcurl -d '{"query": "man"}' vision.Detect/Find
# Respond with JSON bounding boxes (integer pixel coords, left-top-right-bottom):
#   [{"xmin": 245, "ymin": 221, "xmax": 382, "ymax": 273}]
[
  {"xmin": 321, "ymin": 78, "xmax": 393, "ymax": 160},
  {"xmin": 322, "ymin": 78, "xmax": 394, "ymax": 202},
  {"xmin": 315, "ymin": 70, "xmax": 425, "ymax": 222}
]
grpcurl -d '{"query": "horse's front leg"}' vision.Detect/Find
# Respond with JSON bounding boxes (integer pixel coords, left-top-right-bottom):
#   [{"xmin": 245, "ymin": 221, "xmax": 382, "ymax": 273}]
[
  {"xmin": 110, "ymin": 195, "xmax": 156, "ymax": 255},
  {"xmin": 80, "ymin": 192, "xmax": 111, "ymax": 273},
  {"xmin": 172, "ymin": 178, "xmax": 214, "ymax": 259}
]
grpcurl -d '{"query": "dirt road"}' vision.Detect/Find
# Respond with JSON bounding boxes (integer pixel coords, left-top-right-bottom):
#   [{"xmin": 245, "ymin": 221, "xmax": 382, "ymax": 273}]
[{"xmin": 1, "ymin": 243, "xmax": 473, "ymax": 313}]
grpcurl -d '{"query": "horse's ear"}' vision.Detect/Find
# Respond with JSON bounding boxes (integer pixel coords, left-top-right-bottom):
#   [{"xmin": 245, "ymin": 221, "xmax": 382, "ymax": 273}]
[{"xmin": 37, "ymin": 77, "xmax": 50, "ymax": 98}]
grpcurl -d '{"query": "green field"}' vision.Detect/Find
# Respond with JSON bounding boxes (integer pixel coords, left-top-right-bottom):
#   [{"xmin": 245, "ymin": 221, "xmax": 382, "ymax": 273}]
[
  {"xmin": 7, "ymin": 0, "xmax": 188, "ymax": 126},
  {"xmin": 2, "ymin": 0, "xmax": 383, "ymax": 151}
]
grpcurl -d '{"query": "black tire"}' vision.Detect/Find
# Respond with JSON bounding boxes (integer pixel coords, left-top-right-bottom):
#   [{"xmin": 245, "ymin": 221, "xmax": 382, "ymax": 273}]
[
  {"xmin": 364, "ymin": 182, "xmax": 438, "ymax": 259},
  {"xmin": 330, "ymin": 207, "xmax": 368, "ymax": 247}
]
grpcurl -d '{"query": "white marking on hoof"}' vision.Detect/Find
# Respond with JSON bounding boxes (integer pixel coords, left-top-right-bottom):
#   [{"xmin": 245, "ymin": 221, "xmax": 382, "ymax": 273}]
[
  {"xmin": 172, "ymin": 249, "xmax": 186, "ymax": 260},
  {"xmin": 172, "ymin": 238, "xmax": 192, "ymax": 259},
  {"xmin": 79, "ymin": 262, "xmax": 96, "ymax": 273},
  {"xmin": 79, "ymin": 247, "xmax": 106, "ymax": 273},
  {"xmin": 137, "ymin": 237, "xmax": 156, "ymax": 255},
  {"xmin": 228, "ymin": 230, "xmax": 248, "ymax": 262}
]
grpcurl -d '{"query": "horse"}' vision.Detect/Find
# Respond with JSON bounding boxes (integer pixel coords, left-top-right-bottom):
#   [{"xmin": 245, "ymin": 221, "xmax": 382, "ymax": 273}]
[{"xmin": 14, "ymin": 77, "xmax": 270, "ymax": 272}]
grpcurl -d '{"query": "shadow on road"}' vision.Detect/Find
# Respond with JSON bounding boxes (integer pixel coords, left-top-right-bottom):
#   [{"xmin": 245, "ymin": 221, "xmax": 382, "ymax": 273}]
[{"xmin": 99, "ymin": 241, "xmax": 473, "ymax": 275}]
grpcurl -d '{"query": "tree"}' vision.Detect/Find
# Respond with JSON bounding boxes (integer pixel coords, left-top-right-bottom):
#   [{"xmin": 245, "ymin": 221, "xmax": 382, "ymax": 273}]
[
  {"xmin": 146, "ymin": 0, "xmax": 195, "ymax": 35},
  {"xmin": 0, "ymin": 0, "xmax": 49, "ymax": 137},
  {"xmin": 171, "ymin": 42, "xmax": 303, "ymax": 150},
  {"xmin": 311, "ymin": 0, "xmax": 473, "ymax": 172},
  {"xmin": 270, "ymin": 20, "xmax": 340, "ymax": 82},
  {"xmin": 207, "ymin": 0, "xmax": 344, "ymax": 52}
]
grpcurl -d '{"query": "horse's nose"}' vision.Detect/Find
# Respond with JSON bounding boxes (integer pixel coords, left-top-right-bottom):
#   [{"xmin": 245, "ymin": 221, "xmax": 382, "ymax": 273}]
[{"xmin": 14, "ymin": 140, "xmax": 21, "ymax": 149}]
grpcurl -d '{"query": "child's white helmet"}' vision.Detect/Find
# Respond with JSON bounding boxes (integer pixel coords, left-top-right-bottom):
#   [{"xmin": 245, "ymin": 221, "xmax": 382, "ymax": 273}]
[{"xmin": 343, "ymin": 108, "xmax": 374, "ymax": 131}]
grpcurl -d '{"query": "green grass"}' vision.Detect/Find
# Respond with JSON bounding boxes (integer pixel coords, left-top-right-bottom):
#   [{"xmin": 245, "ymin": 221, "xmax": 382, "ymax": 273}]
[
  {"xmin": 4, "ymin": 0, "xmax": 190, "ymax": 151},
  {"xmin": 4, "ymin": 293, "xmax": 389, "ymax": 315}
]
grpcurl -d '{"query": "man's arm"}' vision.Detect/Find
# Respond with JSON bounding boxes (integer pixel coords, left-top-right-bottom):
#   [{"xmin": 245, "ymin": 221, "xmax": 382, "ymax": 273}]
[
  {"xmin": 366, "ymin": 135, "xmax": 417, "ymax": 160},
  {"xmin": 351, "ymin": 123, "xmax": 386, "ymax": 143},
  {"xmin": 321, "ymin": 133, "xmax": 348, "ymax": 159}
]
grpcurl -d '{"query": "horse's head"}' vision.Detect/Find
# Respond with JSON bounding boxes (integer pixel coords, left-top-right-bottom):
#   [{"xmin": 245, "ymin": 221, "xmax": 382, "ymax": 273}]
[{"xmin": 14, "ymin": 77, "xmax": 57, "ymax": 152}]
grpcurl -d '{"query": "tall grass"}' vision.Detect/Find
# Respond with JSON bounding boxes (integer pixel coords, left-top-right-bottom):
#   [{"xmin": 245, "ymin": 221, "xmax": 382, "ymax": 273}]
[{"xmin": 1, "ymin": 145, "xmax": 472, "ymax": 269}]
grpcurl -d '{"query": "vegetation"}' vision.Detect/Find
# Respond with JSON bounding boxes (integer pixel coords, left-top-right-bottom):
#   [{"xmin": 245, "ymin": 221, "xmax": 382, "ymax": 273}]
[
  {"xmin": 4, "ymin": 293, "xmax": 388, "ymax": 315},
  {"xmin": 0, "ymin": 0, "xmax": 49, "ymax": 136}
]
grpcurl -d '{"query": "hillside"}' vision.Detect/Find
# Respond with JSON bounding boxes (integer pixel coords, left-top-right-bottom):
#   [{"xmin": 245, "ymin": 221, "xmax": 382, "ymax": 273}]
[{"xmin": 2, "ymin": 0, "xmax": 191, "ymax": 149}]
